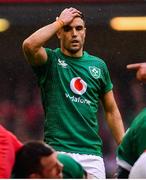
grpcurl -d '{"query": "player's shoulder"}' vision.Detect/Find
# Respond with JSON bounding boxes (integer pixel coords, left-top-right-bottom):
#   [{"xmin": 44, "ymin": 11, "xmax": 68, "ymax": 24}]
[
  {"xmin": 133, "ymin": 108, "xmax": 146, "ymax": 124},
  {"xmin": 129, "ymin": 107, "xmax": 146, "ymax": 132},
  {"xmin": 85, "ymin": 51, "xmax": 103, "ymax": 61},
  {"xmin": 57, "ymin": 153, "xmax": 86, "ymax": 178},
  {"xmin": 84, "ymin": 51, "xmax": 106, "ymax": 65}
]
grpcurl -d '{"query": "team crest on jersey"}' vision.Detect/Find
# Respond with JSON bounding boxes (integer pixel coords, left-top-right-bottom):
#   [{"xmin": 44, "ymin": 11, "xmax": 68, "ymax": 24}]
[
  {"xmin": 58, "ymin": 58, "xmax": 68, "ymax": 68},
  {"xmin": 70, "ymin": 77, "xmax": 87, "ymax": 95},
  {"xmin": 89, "ymin": 66, "xmax": 101, "ymax": 79}
]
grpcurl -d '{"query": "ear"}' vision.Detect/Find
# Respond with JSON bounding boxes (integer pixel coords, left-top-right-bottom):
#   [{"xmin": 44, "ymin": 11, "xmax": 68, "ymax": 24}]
[
  {"xmin": 56, "ymin": 29, "xmax": 62, "ymax": 39},
  {"xmin": 29, "ymin": 173, "xmax": 41, "ymax": 179},
  {"xmin": 84, "ymin": 27, "xmax": 86, "ymax": 35}
]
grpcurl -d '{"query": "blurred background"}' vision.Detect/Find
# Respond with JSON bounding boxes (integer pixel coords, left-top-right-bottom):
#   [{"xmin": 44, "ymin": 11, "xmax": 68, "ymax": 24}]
[{"xmin": 0, "ymin": 0, "xmax": 146, "ymax": 178}]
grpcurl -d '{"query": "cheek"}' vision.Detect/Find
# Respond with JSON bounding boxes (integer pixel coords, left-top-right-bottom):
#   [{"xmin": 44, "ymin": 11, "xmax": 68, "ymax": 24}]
[
  {"xmin": 80, "ymin": 32, "xmax": 85, "ymax": 40},
  {"xmin": 62, "ymin": 37, "xmax": 70, "ymax": 47},
  {"xmin": 50, "ymin": 168, "xmax": 59, "ymax": 177},
  {"xmin": 81, "ymin": 34, "xmax": 85, "ymax": 43},
  {"xmin": 63, "ymin": 33, "xmax": 70, "ymax": 39},
  {"xmin": 62, "ymin": 35, "xmax": 69, "ymax": 43},
  {"xmin": 43, "ymin": 169, "xmax": 55, "ymax": 178}
]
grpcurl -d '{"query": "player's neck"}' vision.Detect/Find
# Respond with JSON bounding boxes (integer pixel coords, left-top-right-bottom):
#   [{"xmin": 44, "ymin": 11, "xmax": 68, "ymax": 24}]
[{"xmin": 61, "ymin": 48, "xmax": 83, "ymax": 58}]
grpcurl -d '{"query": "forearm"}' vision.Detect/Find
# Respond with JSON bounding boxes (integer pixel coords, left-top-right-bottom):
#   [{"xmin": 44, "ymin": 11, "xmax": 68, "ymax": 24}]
[
  {"xmin": 23, "ymin": 20, "xmax": 63, "ymax": 52},
  {"xmin": 106, "ymin": 109, "xmax": 125, "ymax": 145},
  {"xmin": 102, "ymin": 91, "xmax": 125, "ymax": 144}
]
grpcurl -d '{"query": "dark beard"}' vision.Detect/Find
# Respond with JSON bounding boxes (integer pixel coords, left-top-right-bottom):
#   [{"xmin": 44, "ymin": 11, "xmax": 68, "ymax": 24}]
[{"xmin": 66, "ymin": 47, "xmax": 81, "ymax": 54}]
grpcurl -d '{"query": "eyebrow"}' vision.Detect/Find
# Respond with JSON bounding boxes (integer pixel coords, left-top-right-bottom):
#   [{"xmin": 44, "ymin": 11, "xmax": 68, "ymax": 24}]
[{"xmin": 63, "ymin": 25, "xmax": 84, "ymax": 31}]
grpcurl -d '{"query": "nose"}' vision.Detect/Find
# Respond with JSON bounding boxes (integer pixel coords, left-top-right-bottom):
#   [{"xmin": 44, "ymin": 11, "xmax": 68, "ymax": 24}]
[
  {"xmin": 72, "ymin": 28, "xmax": 77, "ymax": 37},
  {"xmin": 58, "ymin": 161, "xmax": 64, "ymax": 171},
  {"xmin": 57, "ymin": 162, "xmax": 63, "ymax": 178}
]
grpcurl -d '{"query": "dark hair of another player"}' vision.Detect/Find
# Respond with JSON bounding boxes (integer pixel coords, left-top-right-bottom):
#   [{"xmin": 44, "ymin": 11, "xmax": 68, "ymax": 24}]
[{"xmin": 12, "ymin": 141, "xmax": 54, "ymax": 178}]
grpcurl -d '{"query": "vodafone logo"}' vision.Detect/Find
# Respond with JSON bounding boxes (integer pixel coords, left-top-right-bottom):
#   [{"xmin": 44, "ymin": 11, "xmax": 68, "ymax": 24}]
[{"xmin": 70, "ymin": 77, "xmax": 87, "ymax": 95}]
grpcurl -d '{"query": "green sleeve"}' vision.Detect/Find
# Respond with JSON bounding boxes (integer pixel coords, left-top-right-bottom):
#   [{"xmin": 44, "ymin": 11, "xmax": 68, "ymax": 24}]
[
  {"xmin": 31, "ymin": 48, "xmax": 54, "ymax": 86},
  {"xmin": 99, "ymin": 60, "xmax": 113, "ymax": 96}
]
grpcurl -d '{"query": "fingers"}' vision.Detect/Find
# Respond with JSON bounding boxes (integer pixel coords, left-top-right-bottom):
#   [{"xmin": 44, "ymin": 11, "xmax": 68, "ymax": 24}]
[
  {"xmin": 126, "ymin": 63, "xmax": 141, "ymax": 70},
  {"xmin": 58, "ymin": 7, "xmax": 83, "ymax": 26},
  {"xmin": 67, "ymin": 7, "xmax": 82, "ymax": 18},
  {"xmin": 64, "ymin": 7, "xmax": 82, "ymax": 17},
  {"xmin": 69, "ymin": 7, "xmax": 82, "ymax": 15},
  {"xmin": 127, "ymin": 63, "xmax": 146, "ymax": 82}
]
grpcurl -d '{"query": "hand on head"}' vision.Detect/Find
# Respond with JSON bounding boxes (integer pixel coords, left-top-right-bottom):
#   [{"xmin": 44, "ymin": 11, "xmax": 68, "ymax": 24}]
[{"xmin": 58, "ymin": 7, "xmax": 82, "ymax": 26}]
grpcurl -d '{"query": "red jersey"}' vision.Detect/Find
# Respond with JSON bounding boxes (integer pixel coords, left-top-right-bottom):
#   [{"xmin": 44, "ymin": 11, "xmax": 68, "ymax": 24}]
[{"xmin": 0, "ymin": 125, "xmax": 23, "ymax": 178}]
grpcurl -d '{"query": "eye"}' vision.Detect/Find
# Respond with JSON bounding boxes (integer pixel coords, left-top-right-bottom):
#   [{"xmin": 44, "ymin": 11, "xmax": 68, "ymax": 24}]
[
  {"xmin": 76, "ymin": 26, "xmax": 84, "ymax": 31},
  {"xmin": 63, "ymin": 26, "xmax": 72, "ymax": 32}
]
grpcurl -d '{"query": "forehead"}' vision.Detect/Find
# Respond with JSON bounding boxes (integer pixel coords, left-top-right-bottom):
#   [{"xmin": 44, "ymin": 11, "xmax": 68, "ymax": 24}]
[
  {"xmin": 69, "ymin": 17, "xmax": 85, "ymax": 27},
  {"xmin": 40, "ymin": 152, "xmax": 57, "ymax": 167}
]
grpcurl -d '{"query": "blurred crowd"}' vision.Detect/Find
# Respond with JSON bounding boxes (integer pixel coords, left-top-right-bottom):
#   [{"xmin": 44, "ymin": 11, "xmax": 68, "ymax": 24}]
[{"xmin": 0, "ymin": 86, "xmax": 44, "ymax": 142}]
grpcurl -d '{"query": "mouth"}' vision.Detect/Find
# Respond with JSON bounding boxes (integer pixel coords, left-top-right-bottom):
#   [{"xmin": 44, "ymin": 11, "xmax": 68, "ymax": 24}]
[
  {"xmin": 71, "ymin": 40, "xmax": 79, "ymax": 44},
  {"xmin": 71, "ymin": 40, "xmax": 80, "ymax": 47},
  {"xmin": 58, "ymin": 172, "xmax": 63, "ymax": 178}
]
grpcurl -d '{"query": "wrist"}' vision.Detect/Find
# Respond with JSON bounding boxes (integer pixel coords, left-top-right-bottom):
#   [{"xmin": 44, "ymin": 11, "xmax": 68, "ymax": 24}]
[{"xmin": 55, "ymin": 19, "xmax": 64, "ymax": 29}]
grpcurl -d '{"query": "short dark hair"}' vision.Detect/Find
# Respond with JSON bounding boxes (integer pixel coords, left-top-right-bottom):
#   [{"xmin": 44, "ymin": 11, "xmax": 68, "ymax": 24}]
[
  {"xmin": 75, "ymin": 12, "xmax": 85, "ymax": 24},
  {"xmin": 12, "ymin": 141, "xmax": 54, "ymax": 178}
]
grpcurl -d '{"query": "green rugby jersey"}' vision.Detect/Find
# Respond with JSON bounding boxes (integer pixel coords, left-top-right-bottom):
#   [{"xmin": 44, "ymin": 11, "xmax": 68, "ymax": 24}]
[
  {"xmin": 57, "ymin": 153, "xmax": 85, "ymax": 178},
  {"xmin": 32, "ymin": 48, "xmax": 113, "ymax": 156},
  {"xmin": 116, "ymin": 108, "xmax": 146, "ymax": 171}
]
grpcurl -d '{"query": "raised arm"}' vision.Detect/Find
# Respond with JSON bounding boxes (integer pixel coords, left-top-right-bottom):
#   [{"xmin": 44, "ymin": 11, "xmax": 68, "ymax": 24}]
[
  {"xmin": 127, "ymin": 63, "xmax": 146, "ymax": 82},
  {"xmin": 22, "ymin": 8, "xmax": 82, "ymax": 66},
  {"xmin": 101, "ymin": 90, "xmax": 125, "ymax": 145}
]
